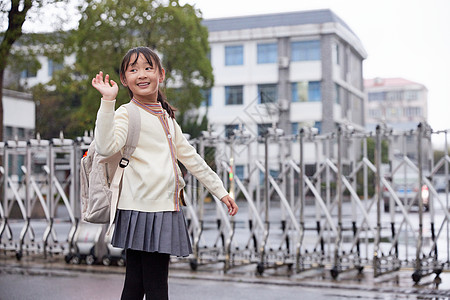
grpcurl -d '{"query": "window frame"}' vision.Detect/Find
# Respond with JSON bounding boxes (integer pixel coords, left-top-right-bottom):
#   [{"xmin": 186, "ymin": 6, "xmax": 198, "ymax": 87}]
[
  {"xmin": 291, "ymin": 40, "xmax": 321, "ymax": 61},
  {"xmin": 225, "ymin": 85, "xmax": 244, "ymax": 105},
  {"xmin": 257, "ymin": 43, "xmax": 278, "ymax": 64},
  {"xmin": 225, "ymin": 45, "xmax": 244, "ymax": 66}
]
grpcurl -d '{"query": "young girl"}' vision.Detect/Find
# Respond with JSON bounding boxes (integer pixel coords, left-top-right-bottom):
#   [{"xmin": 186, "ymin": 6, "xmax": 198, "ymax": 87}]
[{"xmin": 92, "ymin": 46, "xmax": 238, "ymax": 300}]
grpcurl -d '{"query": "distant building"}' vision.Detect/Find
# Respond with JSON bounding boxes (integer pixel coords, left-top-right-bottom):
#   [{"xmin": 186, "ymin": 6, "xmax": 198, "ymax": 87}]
[
  {"xmin": 17, "ymin": 54, "xmax": 76, "ymax": 89},
  {"xmin": 365, "ymin": 77, "xmax": 429, "ymax": 171},
  {"xmin": 365, "ymin": 77, "xmax": 428, "ymax": 131},
  {"xmin": 2, "ymin": 89, "xmax": 35, "ymax": 178},
  {"xmin": 2, "ymin": 89, "xmax": 35, "ymax": 141}
]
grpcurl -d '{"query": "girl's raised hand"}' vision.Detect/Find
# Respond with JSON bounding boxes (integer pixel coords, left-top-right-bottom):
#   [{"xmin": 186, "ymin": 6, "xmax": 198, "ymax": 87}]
[{"xmin": 91, "ymin": 71, "xmax": 118, "ymax": 101}]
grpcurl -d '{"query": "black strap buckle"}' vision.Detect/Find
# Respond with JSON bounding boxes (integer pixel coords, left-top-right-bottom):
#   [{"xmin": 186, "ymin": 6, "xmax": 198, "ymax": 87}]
[{"xmin": 119, "ymin": 158, "xmax": 129, "ymax": 168}]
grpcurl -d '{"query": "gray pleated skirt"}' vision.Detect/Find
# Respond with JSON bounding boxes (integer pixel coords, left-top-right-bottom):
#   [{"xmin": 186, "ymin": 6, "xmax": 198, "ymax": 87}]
[{"xmin": 111, "ymin": 209, "xmax": 192, "ymax": 257}]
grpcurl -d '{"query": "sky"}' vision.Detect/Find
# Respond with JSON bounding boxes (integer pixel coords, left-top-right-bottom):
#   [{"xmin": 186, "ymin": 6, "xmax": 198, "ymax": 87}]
[
  {"xmin": 16, "ymin": 0, "xmax": 450, "ymax": 146},
  {"xmin": 177, "ymin": 0, "xmax": 450, "ymax": 147}
]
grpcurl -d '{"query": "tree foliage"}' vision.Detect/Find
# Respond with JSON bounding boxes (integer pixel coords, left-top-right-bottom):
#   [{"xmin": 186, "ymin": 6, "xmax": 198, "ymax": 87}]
[
  {"xmin": 65, "ymin": 0, "xmax": 213, "ymax": 136},
  {"xmin": 1, "ymin": 0, "xmax": 71, "ymax": 140}
]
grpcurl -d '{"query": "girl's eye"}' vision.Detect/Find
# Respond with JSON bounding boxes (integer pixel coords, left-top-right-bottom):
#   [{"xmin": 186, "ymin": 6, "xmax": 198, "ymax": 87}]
[{"xmin": 146, "ymin": 67, "xmax": 153, "ymax": 71}]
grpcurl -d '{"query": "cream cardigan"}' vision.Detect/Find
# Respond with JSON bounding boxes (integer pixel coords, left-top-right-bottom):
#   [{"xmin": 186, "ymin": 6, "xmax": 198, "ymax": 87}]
[{"xmin": 94, "ymin": 99, "xmax": 229, "ymax": 212}]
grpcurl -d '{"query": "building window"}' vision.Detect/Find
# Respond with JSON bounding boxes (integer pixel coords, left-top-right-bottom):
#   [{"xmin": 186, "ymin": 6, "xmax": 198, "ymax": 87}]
[
  {"xmin": 258, "ymin": 84, "xmax": 277, "ymax": 104},
  {"xmin": 225, "ymin": 86, "xmax": 243, "ymax": 105},
  {"xmin": 291, "ymin": 40, "xmax": 321, "ymax": 61},
  {"xmin": 17, "ymin": 128, "xmax": 25, "ymax": 138},
  {"xmin": 386, "ymin": 91, "xmax": 403, "ymax": 101},
  {"xmin": 225, "ymin": 45, "xmax": 244, "ymax": 66},
  {"xmin": 48, "ymin": 59, "xmax": 63, "ymax": 77},
  {"xmin": 335, "ymin": 84, "xmax": 341, "ymax": 104},
  {"xmin": 291, "ymin": 122, "xmax": 299, "ymax": 135},
  {"xmin": 257, "ymin": 123, "xmax": 272, "ymax": 136},
  {"xmin": 387, "ymin": 108, "xmax": 400, "ymax": 118},
  {"xmin": 308, "ymin": 82, "xmax": 321, "ymax": 101},
  {"xmin": 333, "ymin": 43, "xmax": 340, "ymax": 65},
  {"xmin": 313, "ymin": 121, "xmax": 322, "ymax": 134},
  {"xmin": 257, "ymin": 43, "xmax": 278, "ymax": 64},
  {"xmin": 291, "ymin": 81, "xmax": 321, "ymax": 102},
  {"xmin": 369, "ymin": 109, "xmax": 382, "ymax": 118},
  {"xmin": 200, "ymin": 89, "xmax": 212, "ymax": 107},
  {"xmin": 225, "ymin": 124, "xmax": 239, "ymax": 138},
  {"xmin": 21, "ymin": 68, "xmax": 37, "ymax": 79},
  {"xmin": 368, "ymin": 92, "xmax": 386, "ymax": 101},
  {"xmin": 405, "ymin": 90, "xmax": 419, "ymax": 101},
  {"xmin": 404, "ymin": 107, "xmax": 422, "ymax": 117},
  {"xmin": 235, "ymin": 165, "xmax": 245, "ymax": 179},
  {"xmin": 5, "ymin": 126, "xmax": 13, "ymax": 139}
]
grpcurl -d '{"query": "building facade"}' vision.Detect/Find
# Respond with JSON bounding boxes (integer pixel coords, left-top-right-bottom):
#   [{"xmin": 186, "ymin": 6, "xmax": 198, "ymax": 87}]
[
  {"xmin": 365, "ymin": 77, "xmax": 429, "ymax": 170},
  {"xmin": 2, "ymin": 89, "xmax": 35, "ymax": 141},
  {"xmin": 365, "ymin": 77, "xmax": 428, "ymax": 131},
  {"xmin": 200, "ymin": 9, "xmax": 367, "ymax": 140}
]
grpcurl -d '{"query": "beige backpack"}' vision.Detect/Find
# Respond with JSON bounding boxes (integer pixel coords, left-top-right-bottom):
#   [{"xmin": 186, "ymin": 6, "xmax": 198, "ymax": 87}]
[{"xmin": 80, "ymin": 102, "xmax": 140, "ymax": 225}]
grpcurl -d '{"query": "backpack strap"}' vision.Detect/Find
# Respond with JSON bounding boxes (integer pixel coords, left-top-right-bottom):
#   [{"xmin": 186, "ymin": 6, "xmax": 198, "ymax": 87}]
[
  {"xmin": 120, "ymin": 102, "xmax": 141, "ymax": 167},
  {"xmin": 107, "ymin": 101, "xmax": 141, "ymax": 235}
]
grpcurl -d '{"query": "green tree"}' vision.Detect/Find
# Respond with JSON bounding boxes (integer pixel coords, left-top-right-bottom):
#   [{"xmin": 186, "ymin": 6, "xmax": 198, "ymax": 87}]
[
  {"xmin": 0, "ymin": 0, "xmax": 70, "ymax": 140},
  {"xmin": 66, "ymin": 0, "xmax": 213, "ymax": 136},
  {"xmin": 32, "ymin": 63, "xmax": 86, "ymax": 139}
]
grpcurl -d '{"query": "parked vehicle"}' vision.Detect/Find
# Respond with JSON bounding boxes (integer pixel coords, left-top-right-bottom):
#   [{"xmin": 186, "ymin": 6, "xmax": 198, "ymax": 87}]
[{"xmin": 383, "ymin": 175, "xmax": 429, "ymax": 212}]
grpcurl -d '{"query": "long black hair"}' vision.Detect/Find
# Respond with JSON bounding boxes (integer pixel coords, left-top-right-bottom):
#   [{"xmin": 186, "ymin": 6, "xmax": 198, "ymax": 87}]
[{"xmin": 120, "ymin": 47, "xmax": 176, "ymax": 119}]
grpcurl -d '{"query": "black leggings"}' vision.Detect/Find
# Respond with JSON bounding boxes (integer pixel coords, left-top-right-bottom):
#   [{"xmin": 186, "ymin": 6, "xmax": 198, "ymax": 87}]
[{"xmin": 121, "ymin": 249, "xmax": 170, "ymax": 300}]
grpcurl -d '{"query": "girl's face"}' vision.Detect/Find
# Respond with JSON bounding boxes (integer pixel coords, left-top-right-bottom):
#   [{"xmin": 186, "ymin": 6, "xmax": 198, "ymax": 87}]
[{"xmin": 121, "ymin": 53, "xmax": 165, "ymax": 103}]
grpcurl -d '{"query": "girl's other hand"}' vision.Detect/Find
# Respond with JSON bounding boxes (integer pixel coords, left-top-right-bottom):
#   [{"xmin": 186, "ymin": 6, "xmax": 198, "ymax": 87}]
[
  {"xmin": 220, "ymin": 195, "xmax": 238, "ymax": 216},
  {"xmin": 92, "ymin": 71, "xmax": 118, "ymax": 101}
]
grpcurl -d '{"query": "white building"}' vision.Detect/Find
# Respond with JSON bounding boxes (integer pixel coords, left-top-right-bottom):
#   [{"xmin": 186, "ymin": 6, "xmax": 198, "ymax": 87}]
[
  {"xmin": 2, "ymin": 89, "xmax": 35, "ymax": 141},
  {"xmin": 18, "ymin": 54, "xmax": 76, "ymax": 89},
  {"xmin": 365, "ymin": 77, "xmax": 428, "ymax": 131},
  {"xmin": 200, "ymin": 9, "xmax": 367, "ymax": 140},
  {"xmin": 365, "ymin": 77, "xmax": 429, "ymax": 167}
]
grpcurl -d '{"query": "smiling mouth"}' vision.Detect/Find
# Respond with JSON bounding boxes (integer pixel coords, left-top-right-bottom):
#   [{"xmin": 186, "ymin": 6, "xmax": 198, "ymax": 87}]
[{"xmin": 137, "ymin": 82, "xmax": 150, "ymax": 87}]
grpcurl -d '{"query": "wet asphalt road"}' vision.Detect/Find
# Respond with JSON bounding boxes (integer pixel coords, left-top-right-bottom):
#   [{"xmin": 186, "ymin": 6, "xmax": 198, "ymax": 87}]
[{"xmin": 0, "ymin": 266, "xmax": 448, "ymax": 300}]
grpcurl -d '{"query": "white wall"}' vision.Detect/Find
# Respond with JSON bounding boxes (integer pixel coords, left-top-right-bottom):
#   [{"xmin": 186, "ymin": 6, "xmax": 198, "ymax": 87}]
[{"xmin": 3, "ymin": 93, "xmax": 35, "ymax": 129}]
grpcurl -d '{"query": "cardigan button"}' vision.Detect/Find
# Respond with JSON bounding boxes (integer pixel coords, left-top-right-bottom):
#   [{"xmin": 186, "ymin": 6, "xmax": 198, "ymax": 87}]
[{"xmin": 167, "ymin": 134, "xmax": 172, "ymax": 139}]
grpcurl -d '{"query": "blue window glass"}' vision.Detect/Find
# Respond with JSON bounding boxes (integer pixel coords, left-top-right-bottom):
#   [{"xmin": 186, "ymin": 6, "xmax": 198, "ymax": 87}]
[
  {"xmin": 259, "ymin": 169, "xmax": 280, "ymax": 184},
  {"xmin": 200, "ymin": 89, "xmax": 212, "ymax": 107},
  {"xmin": 308, "ymin": 81, "xmax": 321, "ymax": 102},
  {"xmin": 225, "ymin": 124, "xmax": 239, "ymax": 138},
  {"xmin": 21, "ymin": 68, "xmax": 37, "ymax": 78},
  {"xmin": 292, "ymin": 82, "xmax": 307, "ymax": 102},
  {"xmin": 335, "ymin": 84, "xmax": 341, "ymax": 104},
  {"xmin": 291, "ymin": 122, "xmax": 299, "ymax": 135},
  {"xmin": 291, "ymin": 81, "xmax": 321, "ymax": 102},
  {"xmin": 368, "ymin": 92, "xmax": 386, "ymax": 101},
  {"xmin": 225, "ymin": 86, "xmax": 243, "ymax": 105},
  {"xmin": 257, "ymin": 123, "xmax": 272, "ymax": 136},
  {"xmin": 257, "ymin": 43, "xmax": 277, "ymax": 64},
  {"xmin": 235, "ymin": 165, "xmax": 245, "ymax": 180},
  {"xmin": 225, "ymin": 45, "xmax": 243, "ymax": 66},
  {"xmin": 291, "ymin": 40, "xmax": 321, "ymax": 61},
  {"xmin": 314, "ymin": 121, "xmax": 322, "ymax": 134},
  {"xmin": 258, "ymin": 84, "xmax": 277, "ymax": 104},
  {"xmin": 48, "ymin": 59, "xmax": 63, "ymax": 77}
]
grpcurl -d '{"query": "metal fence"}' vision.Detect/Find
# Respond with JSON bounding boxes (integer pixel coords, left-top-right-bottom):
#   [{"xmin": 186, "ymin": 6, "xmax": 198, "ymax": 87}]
[{"xmin": 0, "ymin": 124, "xmax": 449, "ymax": 284}]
